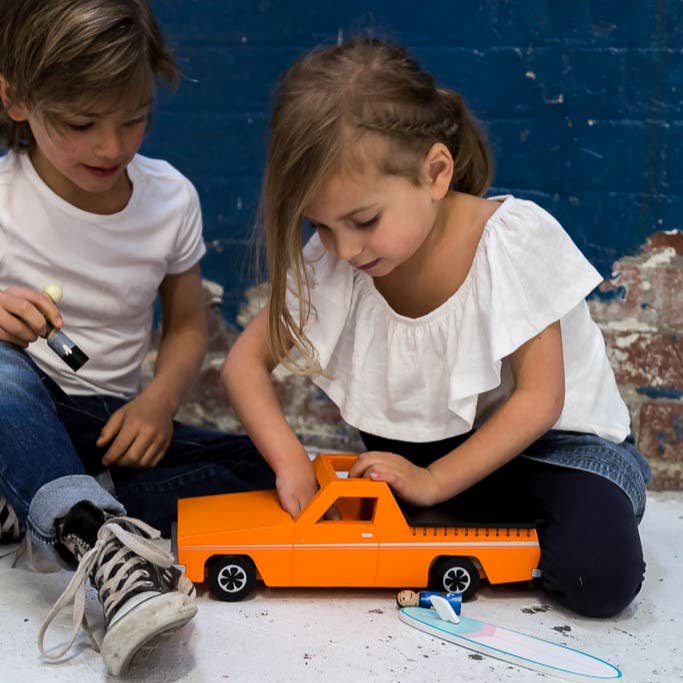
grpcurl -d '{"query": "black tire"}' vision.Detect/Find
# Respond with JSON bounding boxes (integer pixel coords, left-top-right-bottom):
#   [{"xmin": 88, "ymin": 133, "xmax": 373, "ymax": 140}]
[
  {"xmin": 429, "ymin": 556, "xmax": 480, "ymax": 601},
  {"xmin": 208, "ymin": 555, "xmax": 257, "ymax": 601}
]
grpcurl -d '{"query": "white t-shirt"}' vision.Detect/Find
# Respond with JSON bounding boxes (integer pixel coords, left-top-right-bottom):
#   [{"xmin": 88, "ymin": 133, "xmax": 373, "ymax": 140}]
[
  {"xmin": 0, "ymin": 151, "xmax": 206, "ymax": 396},
  {"xmin": 289, "ymin": 195, "xmax": 631, "ymax": 444}
]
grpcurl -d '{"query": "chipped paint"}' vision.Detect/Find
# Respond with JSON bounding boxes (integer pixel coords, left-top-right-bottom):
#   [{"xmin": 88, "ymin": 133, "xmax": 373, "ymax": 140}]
[
  {"xmin": 615, "ymin": 333, "xmax": 641, "ymax": 348},
  {"xmin": 603, "ymin": 318, "xmax": 656, "ymax": 332},
  {"xmin": 591, "ymin": 285, "xmax": 626, "ymax": 302},
  {"xmin": 641, "ymin": 248, "xmax": 676, "ymax": 269},
  {"xmin": 636, "ymin": 386, "xmax": 683, "ymax": 399}
]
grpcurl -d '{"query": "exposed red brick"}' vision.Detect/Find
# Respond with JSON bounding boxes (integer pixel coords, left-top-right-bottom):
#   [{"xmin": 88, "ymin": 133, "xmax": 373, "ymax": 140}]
[
  {"xmin": 645, "ymin": 231, "xmax": 683, "ymax": 256},
  {"xmin": 611, "ymin": 263, "xmax": 648, "ymax": 307},
  {"xmin": 652, "ymin": 267, "xmax": 683, "ymax": 328},
  {"xmin": 603, "ymin": 331, "xmax": 683, "ymax": 388},
  {"xmin": 638, "ymin": 403, "xmax": 683, "ymax": 462},
  {"xmin": 590, "ymin": 263, "xmax": 648, "ymax": 324},
  {"xmin": 647, "ymin": 461, "xmax": 683, "ymax": 491}
]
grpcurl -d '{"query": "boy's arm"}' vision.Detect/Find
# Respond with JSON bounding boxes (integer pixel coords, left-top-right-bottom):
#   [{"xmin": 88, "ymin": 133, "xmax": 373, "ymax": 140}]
[
  {"xmin": 349, "ymin": 321, "xmax": 565, "ymax": 506},
  {"xmin": 221, "ymin": 307, "xmax": 316, "ymax": 517},
  {"xmin": 99, "ymin": 264, "xmax": 207, "ymax": 467},
  {"xmin": 145, "ymin": 264, "xmax": 207, "ymax": 412}
]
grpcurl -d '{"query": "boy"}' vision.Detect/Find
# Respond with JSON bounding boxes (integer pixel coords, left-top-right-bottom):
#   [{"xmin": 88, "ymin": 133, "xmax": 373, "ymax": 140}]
[{"xmin": 0, "ymin": 0, "xmax": 272, "ymax": 674}]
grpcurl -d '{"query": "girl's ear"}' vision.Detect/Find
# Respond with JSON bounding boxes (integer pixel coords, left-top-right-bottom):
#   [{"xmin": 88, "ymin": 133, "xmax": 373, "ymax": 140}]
[
  {"xmin": 0, "ymin": 75, "xmax": 29, "ymax": 121},
  {"xmin": 424, "ymin": 142, "xmax": 454, "ymax": 200}
]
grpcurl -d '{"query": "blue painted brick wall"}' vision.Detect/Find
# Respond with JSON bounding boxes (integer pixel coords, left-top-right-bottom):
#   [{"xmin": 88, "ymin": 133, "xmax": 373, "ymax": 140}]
[{"xmin": 145, "ymin": 1, "xmax": 682, "ymax": 322}]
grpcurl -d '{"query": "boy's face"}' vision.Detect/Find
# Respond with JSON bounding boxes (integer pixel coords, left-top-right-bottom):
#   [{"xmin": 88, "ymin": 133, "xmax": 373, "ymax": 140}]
[{"xmin": 10, "ymin": 96, "xmax": 149, "ymax": 213}]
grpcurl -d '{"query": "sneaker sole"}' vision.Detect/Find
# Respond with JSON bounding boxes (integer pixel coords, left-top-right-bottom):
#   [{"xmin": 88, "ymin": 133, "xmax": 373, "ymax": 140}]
[{"xmin": 101, "ymin": 591, "xmax": 197, "ymax": 676}]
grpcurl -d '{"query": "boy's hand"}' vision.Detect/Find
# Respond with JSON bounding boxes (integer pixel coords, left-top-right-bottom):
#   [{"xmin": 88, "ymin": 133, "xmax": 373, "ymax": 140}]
[
  {"xmin": 275, "ymin": 458, "xmax": 319, "ymax": 518},
  {"xmin": 0, "ymin": 286, "xmax": 63, "ymax": 346},
  {"xmin": 98, "ymin": 393, "xmax": 174, "ymax": 468},
  {"xmin": 349, "ymin": 451, "xmax": 443, "ymax": 507}
]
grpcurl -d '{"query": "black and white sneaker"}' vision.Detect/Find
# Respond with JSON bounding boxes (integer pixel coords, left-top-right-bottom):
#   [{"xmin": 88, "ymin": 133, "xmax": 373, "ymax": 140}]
[{"xmin": 39, "ymin": 502, "xmax": 197, "ymax": 676}]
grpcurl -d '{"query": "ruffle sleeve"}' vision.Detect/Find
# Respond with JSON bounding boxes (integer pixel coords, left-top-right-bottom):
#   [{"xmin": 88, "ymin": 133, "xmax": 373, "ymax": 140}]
[
  {"xmin": 447, "ymin": 197, "xmax": 603, "ymax": 415},
  {"xmin": 284, "ymin": 198, "xmax": 606, "ymax": 443}
]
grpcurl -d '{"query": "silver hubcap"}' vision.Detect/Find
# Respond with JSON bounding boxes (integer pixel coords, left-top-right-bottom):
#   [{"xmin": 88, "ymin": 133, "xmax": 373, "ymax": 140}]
[
  {"xmin": 443, "ymin": 566, "xmax": 471, "ymax": 593},
  {"xmin": 217, "ymin": 564, "xmax": 247, "ymax": 593}
]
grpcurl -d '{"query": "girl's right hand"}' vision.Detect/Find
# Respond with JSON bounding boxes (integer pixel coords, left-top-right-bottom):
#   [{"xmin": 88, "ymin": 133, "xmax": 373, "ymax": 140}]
[
  {"xmin": 275, "ymin": 458, "xmax": 319, "ymax": 518},
  {"xmin": 0, "ymin": 286, "xmax": 63, "ymax": 347}
]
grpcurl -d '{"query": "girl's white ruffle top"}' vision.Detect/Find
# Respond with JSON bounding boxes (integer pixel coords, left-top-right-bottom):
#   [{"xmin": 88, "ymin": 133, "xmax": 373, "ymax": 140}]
[{"xmin": 287, "ymin": 195, "xmax": 630, "ymax": 443}]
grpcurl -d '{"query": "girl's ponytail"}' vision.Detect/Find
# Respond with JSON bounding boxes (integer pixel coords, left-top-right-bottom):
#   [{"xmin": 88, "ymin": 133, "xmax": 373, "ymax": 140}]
[{"xmin": 437, "ymin": 89, "xmax": 492, "ymax": 196}]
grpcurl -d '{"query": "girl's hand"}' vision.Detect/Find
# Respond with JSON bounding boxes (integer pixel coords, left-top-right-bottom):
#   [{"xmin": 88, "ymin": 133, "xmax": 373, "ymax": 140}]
[
  {"xmin": 0, "ymin": 286, "xmax": 63, "ymax": 346},
  {"xmin": 275, "ymin": 458, "xmax": 319, "ymax": 518},
  {"xmin": 349, "ymin": 451, "xmax": 443, "ymax": 507},
  {"xmin": 98, "ymin": 393, "xmax": 174, "ymax": 468}
]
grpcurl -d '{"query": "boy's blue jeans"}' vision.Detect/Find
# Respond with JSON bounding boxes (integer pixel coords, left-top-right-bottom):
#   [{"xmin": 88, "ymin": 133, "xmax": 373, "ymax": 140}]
[{"xmin": 0, "ymin": 342, "xmax": 274, "ymax": 551}]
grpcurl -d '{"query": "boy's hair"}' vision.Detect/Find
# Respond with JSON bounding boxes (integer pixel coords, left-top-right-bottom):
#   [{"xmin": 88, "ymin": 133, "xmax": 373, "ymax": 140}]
[
  {"xmin": 261, "ymin": 37, "xmax": 492, "ymax": 373},
  {"xmin": 0, "ymin": 0, "xmax": 180, "ymax": 151}
]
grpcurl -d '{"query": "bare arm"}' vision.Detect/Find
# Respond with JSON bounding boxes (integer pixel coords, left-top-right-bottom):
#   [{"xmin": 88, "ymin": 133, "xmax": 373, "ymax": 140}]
[
  {"xmin": 349, "ymin": 321, "xmax": 565, "ymax": 506},
  {"xmin": 100, "ymin": 264, "xmax": 207, "ymax": 466},
  {"xmin": 221, "ymin": 307, "xmax": 316, "ymax": 516},
  {"xmin": 147, "ymin": 264, "xmax": 208, "ymax": 412}
]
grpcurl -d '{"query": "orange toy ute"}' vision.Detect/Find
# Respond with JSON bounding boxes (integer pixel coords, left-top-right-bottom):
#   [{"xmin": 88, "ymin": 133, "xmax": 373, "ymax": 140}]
[{"xmin": 175, "ymin": 454, "xmax": 540, "ymax": 601}]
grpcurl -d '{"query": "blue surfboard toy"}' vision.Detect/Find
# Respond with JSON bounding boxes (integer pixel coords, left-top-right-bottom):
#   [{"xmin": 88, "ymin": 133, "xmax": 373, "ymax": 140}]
[{"xmin": 399, "ymin": 602, "xmax": 622, "ymax": 680}]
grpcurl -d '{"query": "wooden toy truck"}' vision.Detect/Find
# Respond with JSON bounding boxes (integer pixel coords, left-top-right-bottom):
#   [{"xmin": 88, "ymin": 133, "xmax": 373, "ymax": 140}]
[{"xmin": 176, "ymin": 454, "xmax": 540, "ymax": 601}]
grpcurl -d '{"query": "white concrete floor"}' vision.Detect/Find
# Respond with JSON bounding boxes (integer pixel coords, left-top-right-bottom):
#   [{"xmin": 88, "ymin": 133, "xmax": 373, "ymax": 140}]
[{"xmin": 0, "ymin": 491, "xmax": 681, "ymax": 682}]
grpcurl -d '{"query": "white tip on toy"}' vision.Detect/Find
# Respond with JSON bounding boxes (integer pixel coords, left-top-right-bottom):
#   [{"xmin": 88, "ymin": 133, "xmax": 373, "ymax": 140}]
[{"xmin": 43, "ymin": 284, "xmax": 63, "ymax": 304}]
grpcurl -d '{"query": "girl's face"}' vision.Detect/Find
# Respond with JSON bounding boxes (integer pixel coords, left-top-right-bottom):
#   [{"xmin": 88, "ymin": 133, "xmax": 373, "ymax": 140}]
[
  {"xmin": 304, "ymin": 143, "xmax": 452, "ymax": 278},
  {"xmin": 14, "ymin": 97, "xmax": 149, "ymax": 213}
]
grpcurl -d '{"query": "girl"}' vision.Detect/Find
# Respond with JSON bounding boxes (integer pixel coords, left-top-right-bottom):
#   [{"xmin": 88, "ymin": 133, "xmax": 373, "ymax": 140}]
[
  {"xmin": 223, "ymin": 38, "xmax": 651, "ymax": 618},
  {"xmin": 0, "ymin": 0, "xmax": 273, "ymax": 675}
]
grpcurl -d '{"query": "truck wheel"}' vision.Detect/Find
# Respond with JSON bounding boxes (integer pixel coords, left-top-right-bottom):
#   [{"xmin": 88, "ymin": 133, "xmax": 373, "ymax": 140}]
[
  {"xmin": 429, "ymin": 557, "xmax": 480, "ymax": 601},
  {"xmin": 208, "ymin": 555, "xmax": 256, "ymax": 601}
]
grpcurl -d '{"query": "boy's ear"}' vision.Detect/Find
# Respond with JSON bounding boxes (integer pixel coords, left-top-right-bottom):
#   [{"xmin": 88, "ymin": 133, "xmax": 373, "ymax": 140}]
[
  {"xmin": 424, "ymin": 143, "xmax": 454, "ymax": 200},
  {"xmin": 0, "ymin": 75, "xmax": 29, "ymax": 121}
]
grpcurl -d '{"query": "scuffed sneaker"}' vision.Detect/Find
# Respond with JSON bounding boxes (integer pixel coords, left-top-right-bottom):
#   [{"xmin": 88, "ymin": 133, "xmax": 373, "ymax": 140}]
[{"xmin": 39, "ymin": 511, "xmax": 197, "ymax": 676}]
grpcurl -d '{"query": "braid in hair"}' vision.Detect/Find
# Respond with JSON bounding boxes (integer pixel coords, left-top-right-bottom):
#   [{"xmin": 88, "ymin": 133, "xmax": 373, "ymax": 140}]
[{"xmin": 340, "ymin": 40, "xmax": 491, "ymax": 195}]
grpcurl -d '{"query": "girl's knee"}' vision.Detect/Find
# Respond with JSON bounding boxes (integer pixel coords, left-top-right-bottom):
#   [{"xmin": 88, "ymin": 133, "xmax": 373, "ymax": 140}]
[{"xmin": 543, "ymin": 549, "xmax": 645, "ymax": 617}]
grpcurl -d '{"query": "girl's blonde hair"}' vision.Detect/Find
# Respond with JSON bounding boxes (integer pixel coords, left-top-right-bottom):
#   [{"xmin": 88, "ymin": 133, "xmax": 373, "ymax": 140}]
[
  {"xmin": 261, "ymin": 38, "xmax": 492, "ymax": 373},
  {"xmin": 0, "ymin": 0, "xmax": 179, "ymax": 151}
]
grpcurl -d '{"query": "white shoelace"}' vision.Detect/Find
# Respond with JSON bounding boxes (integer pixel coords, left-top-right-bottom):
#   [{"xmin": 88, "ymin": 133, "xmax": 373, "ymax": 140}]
[{"xmin": 38, "ymin": 516, "xmax": 178, "ymax": 662}]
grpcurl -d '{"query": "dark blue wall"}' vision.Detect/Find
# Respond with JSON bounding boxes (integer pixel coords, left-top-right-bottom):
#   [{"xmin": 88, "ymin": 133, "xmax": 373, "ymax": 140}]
[{"xmin": 145, "ymin": 1, "xmax": 682, "ymax": 322}]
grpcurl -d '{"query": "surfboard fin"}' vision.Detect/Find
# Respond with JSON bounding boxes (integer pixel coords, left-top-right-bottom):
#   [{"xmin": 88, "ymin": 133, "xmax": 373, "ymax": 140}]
[{"xmin": 429, "ymin": 595, "xmax": 460, "ymax": 624}]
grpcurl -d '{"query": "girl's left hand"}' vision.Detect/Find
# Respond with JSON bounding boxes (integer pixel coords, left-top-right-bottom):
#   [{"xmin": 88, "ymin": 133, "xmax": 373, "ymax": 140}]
[
  {"xmin": 348, "ymin": 451, "xmax": 442, "ymax": 507},
  {"xmin": 98, "ymin": 394, "xmax": 174, "ymax": 468}
]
